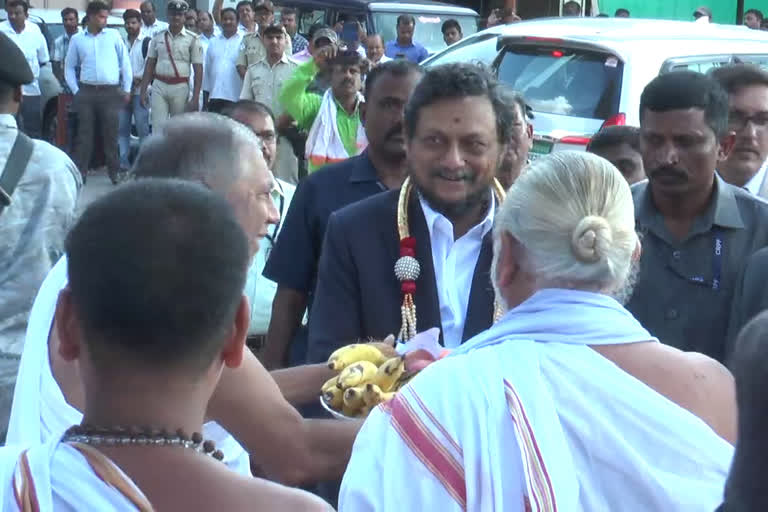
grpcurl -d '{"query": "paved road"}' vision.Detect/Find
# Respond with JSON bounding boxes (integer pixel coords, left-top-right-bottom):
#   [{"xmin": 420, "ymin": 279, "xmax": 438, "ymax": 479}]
[{"xmin": 76, "ymin": 171, "xmax": 120, "ymax": 213}]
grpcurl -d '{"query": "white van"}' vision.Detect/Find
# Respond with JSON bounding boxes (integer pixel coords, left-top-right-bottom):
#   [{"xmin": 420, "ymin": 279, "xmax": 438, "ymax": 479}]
[{"xmin": 424, "ymin": 17, "xmax": 768, "ymax": 159}]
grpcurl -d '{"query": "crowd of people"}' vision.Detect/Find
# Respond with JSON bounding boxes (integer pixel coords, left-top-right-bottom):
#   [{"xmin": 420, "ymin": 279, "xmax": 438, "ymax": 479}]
[{"xmin": 3, "ymin": 0, "xmax": 768, "ymax": 510}]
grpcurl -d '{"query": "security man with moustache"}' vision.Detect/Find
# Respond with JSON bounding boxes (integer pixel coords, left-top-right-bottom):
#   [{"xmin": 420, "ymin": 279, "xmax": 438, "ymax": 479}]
[{"xmin": 139, "ymin": 0, "xmax": 203, "ymax": 128}]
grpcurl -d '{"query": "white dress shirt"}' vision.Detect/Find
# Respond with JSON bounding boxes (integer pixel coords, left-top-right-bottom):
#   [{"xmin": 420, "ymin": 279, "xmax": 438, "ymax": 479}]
[
  {"xmin": 419, "ymin": 193, "xmax": 495, "ymax": 348},
  {"xmin": 203, "ymin": 31, "xmax": 243, "ymax": 102},
  {"xmin": 125, "ymin": 34, "xmax": 147, "ymax": 83},
  {"xmin": 0, "ymin": 20, "xmax": 49, "ymax": 96},
  {"xmin": 65, "ymin": 27, "xmax": 132, "ymax": 95},
  {"xmin": 140, "ymin": 19, "xmax": 169, "ymax": 39},
  {"xmin": 744, "ymin": 159, "xmax": 768, "ymax": 195}
]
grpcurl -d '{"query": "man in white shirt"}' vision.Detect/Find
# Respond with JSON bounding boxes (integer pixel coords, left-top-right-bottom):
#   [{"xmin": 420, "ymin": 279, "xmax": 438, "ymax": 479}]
[
  {"xmin": 203, "ymin": 7, "xmax": 242, "ymax": 113},
  {"xmin": 0, "ymin": 0, "xmax": 49, "ymax": 139},
  {"xmin": 51, "ymin": 7, "xmax": 80, "ymax": 154},
  {"xmin": 307, "ymin": 63, "xmax": 515, "ymax": 361},
  {"xmin": 51, "ymin": 8, "xmax": 80, "ymax": 89},
  {"xmin": 223, "ymin": 100, "xmax": 299, "ymax": 350},
  {"xmin": 240, "ymin": 23, "xmax": 298, "ymax": 182},
  {"xmin": 365, "ymin": 34, "xmax": 391, "ymax": 67},
  {"xmin": 139, "ymin": 0, "xmax": 169, "ymax": 39},
  {"xmin": 711, "ymin": 64, "xmax": 768, "ymax": 198},
  {"xmin": 118, "ymin": 9, "xmax": 150, "ymax": 174},
  {"xmin": 66, "ymin": 0, "xmax": 132, "ymax": 184}
]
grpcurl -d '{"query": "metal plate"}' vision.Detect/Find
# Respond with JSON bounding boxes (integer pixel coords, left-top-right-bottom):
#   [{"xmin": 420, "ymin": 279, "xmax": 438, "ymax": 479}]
[{"xmin": 319, "ymin": 396, "xmax": 357, "ymax": 421}]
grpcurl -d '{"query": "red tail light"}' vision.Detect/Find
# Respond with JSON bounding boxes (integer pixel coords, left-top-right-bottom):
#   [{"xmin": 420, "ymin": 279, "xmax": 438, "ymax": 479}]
[
  {"xmin": 600, "ymin": 113, "xmax": 626, "ymax": 129},
  {"xmin": 559, "ymin": 136, "xmax": 591, "ymax": 146}
]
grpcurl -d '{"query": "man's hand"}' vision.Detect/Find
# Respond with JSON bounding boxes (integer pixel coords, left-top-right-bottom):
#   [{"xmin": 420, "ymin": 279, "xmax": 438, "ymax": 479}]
[
  {"xmin": 360, "ymin": 58, "xmax": 372, "ymax": 76},
  {"xmin": 276, "ymin": 113, "xmax": 296, "ymax": 134},
  {"xmin": 140, "ymin": 89, "xmax": 149, "ymax": 108},
  {"xmin": 186, "ymin": 98, "xmax": 200, "ymax": 112},
  {"xmin": 313, "ymin": 44, "xmax": 337, "ymax": 70},
  {"xmin": 123, "ymin": 93, "xmax": 132, "ymax": 105}
]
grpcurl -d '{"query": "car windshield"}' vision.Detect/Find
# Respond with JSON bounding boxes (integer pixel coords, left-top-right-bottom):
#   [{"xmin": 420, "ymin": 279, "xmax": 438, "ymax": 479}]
[
  {"xmin": 372, "ymin": 12, "xmax": 477, "ymax": 56},
  {"xmin": 422, "ymin": 32, "xmax": 499, "ymax": 68},
  {"xmin": 496, "ymin": 44, "xmax": 623, "ymax": 120}
]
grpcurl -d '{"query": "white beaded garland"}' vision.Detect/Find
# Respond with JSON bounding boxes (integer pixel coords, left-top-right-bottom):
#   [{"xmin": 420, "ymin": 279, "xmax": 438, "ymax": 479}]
[{"xmin": 394, "ymin": 256, "xmax": 421, "ymax": 282}]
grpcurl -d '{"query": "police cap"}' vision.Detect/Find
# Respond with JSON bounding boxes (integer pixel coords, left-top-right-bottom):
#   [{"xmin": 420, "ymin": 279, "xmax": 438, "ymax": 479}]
[{"xmin": 167, "ymin": 0, "xmax": 189, "ymax": 13}]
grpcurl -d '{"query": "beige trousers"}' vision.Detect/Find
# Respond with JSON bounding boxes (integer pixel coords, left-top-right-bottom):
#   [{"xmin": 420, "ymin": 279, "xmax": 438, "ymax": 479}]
[{"xmin": 151, "ymin": 80, "xmax": 189, "ymax": 130}]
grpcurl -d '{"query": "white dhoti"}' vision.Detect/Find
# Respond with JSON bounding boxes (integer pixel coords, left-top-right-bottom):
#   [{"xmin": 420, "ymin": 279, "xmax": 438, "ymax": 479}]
[
  {"xmin": 0, "ymin": 437, "xmax": 151, "ymax": 511},
  {"xmin": 6, "ymin": 256, "xmax": 251, "ymax": 476},
  {"xmin": 340, "ymin": 289, "xmax": 733, "ymax": 511}
]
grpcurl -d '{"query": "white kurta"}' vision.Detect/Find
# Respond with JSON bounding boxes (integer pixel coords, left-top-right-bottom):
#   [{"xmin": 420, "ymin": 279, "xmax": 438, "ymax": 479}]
[
  {"xmin": 340, "ymin": 289, "xmax": 733, "ymax": 511},
  {"xmin": 6, "ymin": 256, "xmax": 251, "ymax": 476}
]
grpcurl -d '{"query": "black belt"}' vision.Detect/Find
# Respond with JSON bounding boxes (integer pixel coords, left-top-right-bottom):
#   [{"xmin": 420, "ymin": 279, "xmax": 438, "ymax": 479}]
[{"xmin": 79, "ymin": 83, "xmax": 120, "ymax": 90}]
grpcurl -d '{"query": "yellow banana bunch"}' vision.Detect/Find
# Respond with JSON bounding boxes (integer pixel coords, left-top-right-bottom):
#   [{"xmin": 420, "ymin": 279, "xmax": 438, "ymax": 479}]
[
  {"xmin": 321, "ymin": 337, "xmax": 416, "ymax": 418},
  {"xmin": 372, "ymin": 356, "xmax": 406, "ymax": 392},
  {"xmin": 327, "ymin": 344, "xmax": 388, "ymax": 371},
  {"xmin": 323, "ymin": 387, "xmax": 343, "ymax": 409},
  {"xmin": 337, "ymin": 361, "xmax": 378, "ymax": 389}
]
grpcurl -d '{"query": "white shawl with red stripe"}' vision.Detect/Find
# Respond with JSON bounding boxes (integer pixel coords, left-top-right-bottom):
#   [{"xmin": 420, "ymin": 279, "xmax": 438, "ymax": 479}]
[
  {"xmin": 339, "ymin": 289, "xmax": 733, "ymax": 511},
  {"xmin": 0, "ymin": 438, "xmax": 152, "ymax": 511},
  {"xmin": 6, "ymin": 256, "xmax": 251, "ymax": 476},
  {"xmin": 305, "ymin": 89, "xmax": 367, "ymax": 171}
]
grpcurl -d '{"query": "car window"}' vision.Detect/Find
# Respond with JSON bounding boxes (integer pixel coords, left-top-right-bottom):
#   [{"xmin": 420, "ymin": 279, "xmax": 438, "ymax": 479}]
[
  {"xmin": 422, "ymin": 32, "xmax": 499, "ymax": 68},
  {"xmin": 371, "ymin": 12, "xmax": 478, "ymax": 56},
  {"xmin": 497, "ymin": 44, "xmax": 623, "ymax": 121},
  {"xmin": 663, "ymin": 56, "xmax": 731, "ymax": 74},
  {"xmin": 297, "ymin": 9, "xmax": 326, "ymax": 36}
]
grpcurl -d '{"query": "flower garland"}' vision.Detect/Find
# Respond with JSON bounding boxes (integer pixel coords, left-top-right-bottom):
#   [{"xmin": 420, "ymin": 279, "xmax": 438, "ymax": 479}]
[{"xmin": 395, "ymin": 177, "xmax": 507, "ymax": 342}]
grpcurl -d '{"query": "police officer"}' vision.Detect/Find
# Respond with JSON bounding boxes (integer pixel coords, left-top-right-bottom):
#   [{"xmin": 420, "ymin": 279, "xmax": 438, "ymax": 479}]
[
  {"xmin": 0, "ymin": 32, "xmax": 79, "ymax": 441},
  {"xmin": 235, "ymin": 1, "xmax": 291, "ymax": 79},
  {"xmin": 139, "ymin": 0, "xmax": 203, "ymax": 129}
]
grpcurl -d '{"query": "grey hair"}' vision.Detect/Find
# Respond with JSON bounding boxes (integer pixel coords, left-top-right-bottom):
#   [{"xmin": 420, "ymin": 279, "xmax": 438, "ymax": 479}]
[
  {"xmin": 492, "ymin": 151, "xmax": 637, "ymax": 295},
  {"xmin": 132, "ymin": 113, "xmax": 264, "ymax": 192}
]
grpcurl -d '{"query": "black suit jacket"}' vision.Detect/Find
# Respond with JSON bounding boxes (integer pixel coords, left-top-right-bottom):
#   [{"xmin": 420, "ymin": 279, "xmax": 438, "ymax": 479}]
[{"xmin": 306, "ymin": 188, "xmax": 495, "ymax": 364}]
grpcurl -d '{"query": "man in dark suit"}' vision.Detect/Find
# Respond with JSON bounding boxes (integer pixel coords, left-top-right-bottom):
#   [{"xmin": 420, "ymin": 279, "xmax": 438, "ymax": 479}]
[{"xmin": 307, "ymin": 63, "xmax": 518, "ymax": 364}]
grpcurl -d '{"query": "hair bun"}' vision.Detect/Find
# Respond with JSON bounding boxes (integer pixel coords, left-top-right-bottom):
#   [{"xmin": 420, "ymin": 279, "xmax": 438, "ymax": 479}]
[{"xmin": 571, "ymin": 215, "xmax": 612, "ymax": 263}]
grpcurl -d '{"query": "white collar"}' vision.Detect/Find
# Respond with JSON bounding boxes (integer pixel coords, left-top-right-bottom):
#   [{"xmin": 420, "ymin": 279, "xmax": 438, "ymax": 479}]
[
  {"xmin": 419, "ymin": 188, "xmax": 496, "ymax": 241},
  {"xmin": 0, "ymin": 113, "xmax": 18, "ymax": 130},
  {"xmin": 743, "ymin": 159, "xmax": 768, "ymax": 195}
]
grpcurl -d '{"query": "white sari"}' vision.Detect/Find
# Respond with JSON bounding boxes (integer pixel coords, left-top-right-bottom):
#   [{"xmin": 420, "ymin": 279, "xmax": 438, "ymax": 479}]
[{"xmin": 340, "ymin": 289, "xmax": 732, "ymax": 511}]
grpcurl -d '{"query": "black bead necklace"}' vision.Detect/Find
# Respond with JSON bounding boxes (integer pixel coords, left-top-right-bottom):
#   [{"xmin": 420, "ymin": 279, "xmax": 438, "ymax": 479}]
[{"xmin": 62, "ymin": 425, "xmax": 225, "ymax": 461}]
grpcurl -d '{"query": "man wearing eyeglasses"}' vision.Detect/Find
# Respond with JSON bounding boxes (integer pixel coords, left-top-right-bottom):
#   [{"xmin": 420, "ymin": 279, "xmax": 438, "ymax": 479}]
[
  {"xmin": 627, "ymin": 71, "xmax": 768, "ymax": 365},
  {"xmin": 710, "ymin": 64, "xmax": 768, "ymax": 199},
  {"xmin": 222, "ymin": 100, "xmax": 299, "ymax": 354}
]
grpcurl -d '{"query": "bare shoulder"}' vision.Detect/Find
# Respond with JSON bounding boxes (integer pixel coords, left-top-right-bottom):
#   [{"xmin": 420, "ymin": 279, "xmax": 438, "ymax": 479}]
[
  {"xmin": 594, "ymin": 342, "xmax": 736, "ymax": 442},
  {"xmin": 223, "ymin": 472, "xmax": 334, "ymax": 511},
  {"xmin": 249, "ymin": 478, "xmax": 334, "ymax": 510}
]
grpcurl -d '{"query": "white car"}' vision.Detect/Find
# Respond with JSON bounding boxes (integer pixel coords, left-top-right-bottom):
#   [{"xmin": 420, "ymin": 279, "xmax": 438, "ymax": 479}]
[{"xmin": 423, "ymin": 17, "xmax": 768, "ymax": 159}]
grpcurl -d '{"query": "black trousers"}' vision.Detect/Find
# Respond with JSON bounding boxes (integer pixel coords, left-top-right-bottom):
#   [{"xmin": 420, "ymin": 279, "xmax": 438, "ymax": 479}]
[{"xmin": 74, "ymin": 84, "xmax": 122, "ymax": 174}]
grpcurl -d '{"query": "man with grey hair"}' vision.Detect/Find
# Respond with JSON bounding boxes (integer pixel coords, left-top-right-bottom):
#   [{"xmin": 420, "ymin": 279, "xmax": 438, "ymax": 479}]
[
  {"xmin": 341, "ymin": 151, "xmax": 734, "ymax": 511},
  {"xmin": 8, "ymin": 112, "xmax": 361, "ymax": 487},
  {"xmin": 497, "ymin": 91, "xmax": 533, "ymax": 189}
]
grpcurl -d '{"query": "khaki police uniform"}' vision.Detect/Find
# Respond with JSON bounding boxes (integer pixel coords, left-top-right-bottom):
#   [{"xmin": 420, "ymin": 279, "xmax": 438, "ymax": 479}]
[
  {"xmin": 240, "ymin": 54, "xmax": 298, "ymax": 183},
  {"xmin": 236, "ymin": 30, "xmax": 292, "ymax": 71},
  {"xmin": 147, "ymin": 26, "xmax": 202, "ymax": 128}
]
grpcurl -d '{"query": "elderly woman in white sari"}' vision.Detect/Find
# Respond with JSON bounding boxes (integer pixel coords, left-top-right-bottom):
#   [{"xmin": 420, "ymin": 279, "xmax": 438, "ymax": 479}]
[{"xmin": 340, "ymin": 150, "xmax": 736, "ymax": 512}]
